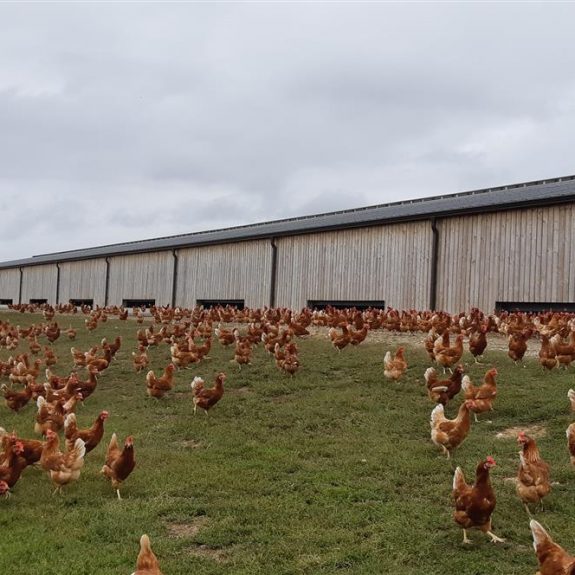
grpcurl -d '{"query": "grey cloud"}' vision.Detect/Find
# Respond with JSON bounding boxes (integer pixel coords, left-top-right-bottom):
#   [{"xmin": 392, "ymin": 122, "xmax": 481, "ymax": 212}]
[{"xmin": 0, "ymin": 3, "xmax": 574, "ymax": 260}]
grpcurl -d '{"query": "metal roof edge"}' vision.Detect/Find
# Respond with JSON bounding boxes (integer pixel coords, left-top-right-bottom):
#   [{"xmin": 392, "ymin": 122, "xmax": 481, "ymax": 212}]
[{"xmin": 0, "ymin": 174, "xmax": 574, "ymax": 269}]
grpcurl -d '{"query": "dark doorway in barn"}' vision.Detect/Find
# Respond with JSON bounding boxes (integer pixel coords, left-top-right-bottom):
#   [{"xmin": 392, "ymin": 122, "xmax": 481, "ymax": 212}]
[
  {"xmin": 69, "ymin": 299, "xmax": 94, "ymax": 307},
  {"xmin": 123, "ymin": 299, "xmax": 156, "ymax": 309},
  {"xmin": 197, "ymin": 299, "xmax": 245, "ymax": 310},
  {"xmin": 307, "ymin": 300, "xmax": 386, "ymax": 311},
  {"xmin": 496, "ymin": 301, "xmax": 575, "ymax": 313}
]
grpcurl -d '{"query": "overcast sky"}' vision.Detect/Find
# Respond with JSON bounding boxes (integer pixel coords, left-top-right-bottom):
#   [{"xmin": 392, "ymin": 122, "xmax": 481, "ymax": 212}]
[{"xmin": 1, "ymin": 2, "xmax": 575, "ymax": 261}]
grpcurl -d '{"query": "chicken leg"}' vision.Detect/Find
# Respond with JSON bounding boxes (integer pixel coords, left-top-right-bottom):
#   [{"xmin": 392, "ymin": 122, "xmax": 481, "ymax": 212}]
[{"xmin": 486, "ymin": 531, "xmax": 505, "ymax": 543}]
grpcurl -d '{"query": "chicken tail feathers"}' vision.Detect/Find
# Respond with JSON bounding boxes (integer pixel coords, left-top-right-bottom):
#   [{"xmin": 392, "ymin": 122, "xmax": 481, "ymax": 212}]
[
  {"xmin": 191, "ymin": 376, "xmax": 204, "ymax": 393},
  {"xmin": 423, "ymin": 367, "xmax": 436, "ymax": 383},
  {"xmin": 383, "ymin": 351, "xmax": 391, "ymax": 367},
  {"xmin": 64, "ymin": 412, "xmax": 77, "ymax": 431},
  {"xmin": 453, "ymin": 466, "xmax": 466, "ymax": 492},
  {"xmin": 530, "ymin": 519, "xmax": 551, "ymax": 552},
  {"xmin": 108, "ymin": 432, "xmax": 119, "ymax": 453},
  {"xmin": 71, "ymin": 438, "xmax": 86, "ymax": 460},
  {"xmin": 430, "ymin": 404, "xmax": 445, "ymax": 426}
]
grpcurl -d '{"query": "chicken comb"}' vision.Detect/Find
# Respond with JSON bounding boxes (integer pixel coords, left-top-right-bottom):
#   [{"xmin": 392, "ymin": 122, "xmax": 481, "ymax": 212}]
[
  {"xmin": 518, "ymin": 431, "xmax": 527, "ymax": 440},
  {"xmin": 485, "ymin": 456, "xmax": 496, "ymax": 466}
]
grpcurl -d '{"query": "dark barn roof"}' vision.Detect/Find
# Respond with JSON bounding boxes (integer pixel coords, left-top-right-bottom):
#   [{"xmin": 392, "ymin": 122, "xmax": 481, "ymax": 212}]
[{"xmin": 2, "ymin": 174, "xmax": 575, "ymax": 269}]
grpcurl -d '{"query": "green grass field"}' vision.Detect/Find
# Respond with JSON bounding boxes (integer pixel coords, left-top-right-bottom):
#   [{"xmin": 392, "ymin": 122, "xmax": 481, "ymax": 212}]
[{"xmin": 0, "ymin": 312, "xmax": 573, "ymax": 574}]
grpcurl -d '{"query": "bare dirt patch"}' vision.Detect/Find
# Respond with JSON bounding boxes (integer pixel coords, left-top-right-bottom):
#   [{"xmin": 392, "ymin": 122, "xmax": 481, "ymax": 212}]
[
  {"xmin": 495, "ymin": 424, "xmax": 547, "ymax": 440},
  {"xmin": 311, "ymin": 327, "xmax": 542, "ymax": 358},
  {"xmin": 186, "ymin": 545, "xmax": 231, "ymax": 563},
  {"xmin": 179, "ymin": 439, "xmax": 203, "ymax": 449},
  {"xmin": 166, "ymin": 516, "xmax": 209, "ymax": 538}
]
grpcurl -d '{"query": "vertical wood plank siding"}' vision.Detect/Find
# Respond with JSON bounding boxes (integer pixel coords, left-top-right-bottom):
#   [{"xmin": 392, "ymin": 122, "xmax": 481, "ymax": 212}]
[
  {"xmin": 275, "ymin": 222, "xmax": 433, "ymax": 310},
  {"xmin": 108, "ymin": 252, "xmax": 174, "ymax": 306},
  {"xmin": 176, "ymin": 240, "xmax": 272, "ymax": 308},
  {"xmin": 0, "ymin": 269, "xmax": 21, "ymax": 302},
  {"xmin": 5, "ymin": 202, "xmax": 575, "ymax": 313},
  {"xmin": 21, "ymin": 265, "xmax": 58, "ymax": 303},
  {"xmin": 59, "ymin": 260, "xmax": 107, "ymax": 305},
  {"xmin": 436, "ymin": 205, "xmax": 575, "ymax": 313}
]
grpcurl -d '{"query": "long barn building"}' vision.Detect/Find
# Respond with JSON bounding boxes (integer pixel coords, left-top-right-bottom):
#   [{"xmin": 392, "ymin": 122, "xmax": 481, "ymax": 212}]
[{"xmin": 1, "ymin": 175, "xmax": 575, "ymax": 314}]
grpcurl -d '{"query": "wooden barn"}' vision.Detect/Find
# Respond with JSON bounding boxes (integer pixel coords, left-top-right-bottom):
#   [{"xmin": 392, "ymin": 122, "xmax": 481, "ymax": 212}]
[{"xmin": 1, "ymin": 175, "xmax": 575, "ymax": 313}]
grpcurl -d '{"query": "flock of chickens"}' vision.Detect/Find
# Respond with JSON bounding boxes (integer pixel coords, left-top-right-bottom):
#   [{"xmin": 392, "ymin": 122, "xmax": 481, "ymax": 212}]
[
  {"xmin": 0, "ymin": 326, "xmax": 135, "ymax": 501},
  {"xmin": 382, "ymin": 307, "xmax": 575, "ymax": 573},
  {"xmin": 3, "ymin": 303, "xmax": 575, "ymax": 572}
]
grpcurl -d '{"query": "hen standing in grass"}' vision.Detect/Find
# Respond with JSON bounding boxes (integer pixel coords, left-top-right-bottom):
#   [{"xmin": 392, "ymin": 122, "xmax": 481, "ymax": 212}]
[
  {"xmin": 462, "ymin": 368, "xmax": 498, "ymax": 422},
  {"xmin": 191, "ymin": 372, "xmax": 226, "ymax": 415},
  {"xmin": 468, "ymin": 325, "xmax": 488, "ymax": 363},
  {"xmin": 383, "ymin": 347, "xmax": 407, "ymax": 381},
  {"xmin": 64, "ymin": 411, "xmax": 109, "ymax": 454},
  {"xmin": 101, "ymin": 433, "xmax": 136, "ymax": 500},
  {"xmin": 425, "ymin": 365, "xmax": 464, "ymax": 406},
  {"xmin": 435, "ymin": 334, "xmax": 464, "ymax": 374},
  {"xmin": 40, "ymin": 430, "xmax": 86, "ymax": 494},
  {"xmin": 430, "ymin": 400, "xmax": 474, "ymax": 459},
  {"xmin": 508, "ymin": 329, "xmax": 531, "ymax": 365},
  {"xmin": 452, "ymin": 456, "xmax": 504, "ymax": 544},
  {"xmin": 131, "ymin": 534, "xmax": 164, "ymax": 575},
  {"xmin": 538, "ymin": 334, "xmax": 558, "ymax": 371},
  {"xmin": 0, "ymin": 439, "xmax": 28, "ymax": 489},
  {"xmin": 516, "ymin": 431, "xmax": 551, "ymax": 514},
  {"xmin": 146, "ymin": 364, "xmax": 176, "ymax": 399}
]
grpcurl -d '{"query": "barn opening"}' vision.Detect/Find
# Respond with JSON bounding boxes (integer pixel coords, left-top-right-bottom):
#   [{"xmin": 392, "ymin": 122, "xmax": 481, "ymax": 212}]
[
  {"xmin": 307, "ymin": 300, "xmax": 386, "ymax": 311},
  {"xmin": 123, "ymin": 299, "xmax": 156, "ymax": 309},
  {"xmin": 0, "ymin": 298, "xmax": 13, "ymax": 305},
  {"xmin": 29, "ymin": 298, "xmax": 48, "ymax": 304},
  {"xmin": 196, "ymin": 299, "xmax": 245, "ymax": 310},
  {"xmin": 496, "ymin": 301, "xmax": 575, "ymax": 313},
  {"xmin": 69, "ymin": 298, "xmax": 94, "ymax": 307}
]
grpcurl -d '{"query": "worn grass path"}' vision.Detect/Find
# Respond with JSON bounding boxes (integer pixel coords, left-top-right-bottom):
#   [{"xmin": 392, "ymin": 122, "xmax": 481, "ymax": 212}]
[{"xmin": 0, "ymin": 313, "xmax": 573, "ymax": 574}]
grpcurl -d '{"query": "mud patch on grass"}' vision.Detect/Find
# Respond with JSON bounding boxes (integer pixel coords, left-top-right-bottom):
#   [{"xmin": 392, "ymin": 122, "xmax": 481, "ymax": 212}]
[
  {"xmin": 167, "ymin": 516, "xmax": 209, "ymax": 538},
  {"xmin": 496, "ymin": 424, "xmax": 547, "ymax": 439}
]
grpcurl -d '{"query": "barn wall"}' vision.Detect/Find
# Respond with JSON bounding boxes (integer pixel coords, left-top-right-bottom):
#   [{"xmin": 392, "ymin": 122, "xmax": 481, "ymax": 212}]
[
  {"xmin": 59, "ymin": 259, "xmax": 107, "ymax": 306},
  {"xmin": 0, "ymin": 268, "xmax": 21, "ymax": 303},
  {"xmin": 436, "ymin": 204, "xmax": 575, "ymax": 313},
  {"xmin": 108, "ymin": 252, "xmax": 174, "ymax": 306},
  {"xmin": 6, "ymin": 200, "xmax": 575, "ymax": 314},
  {"xmin": 21, "ymin": 264, "xmax": 58, "ymax": 303},
  {"xmin": 176, "ymin": 240, "xmax": 273, "ymax": 308},
  {"xmin": 275, "ymin": 222, "xmax": 433, "ymax": 310}
]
